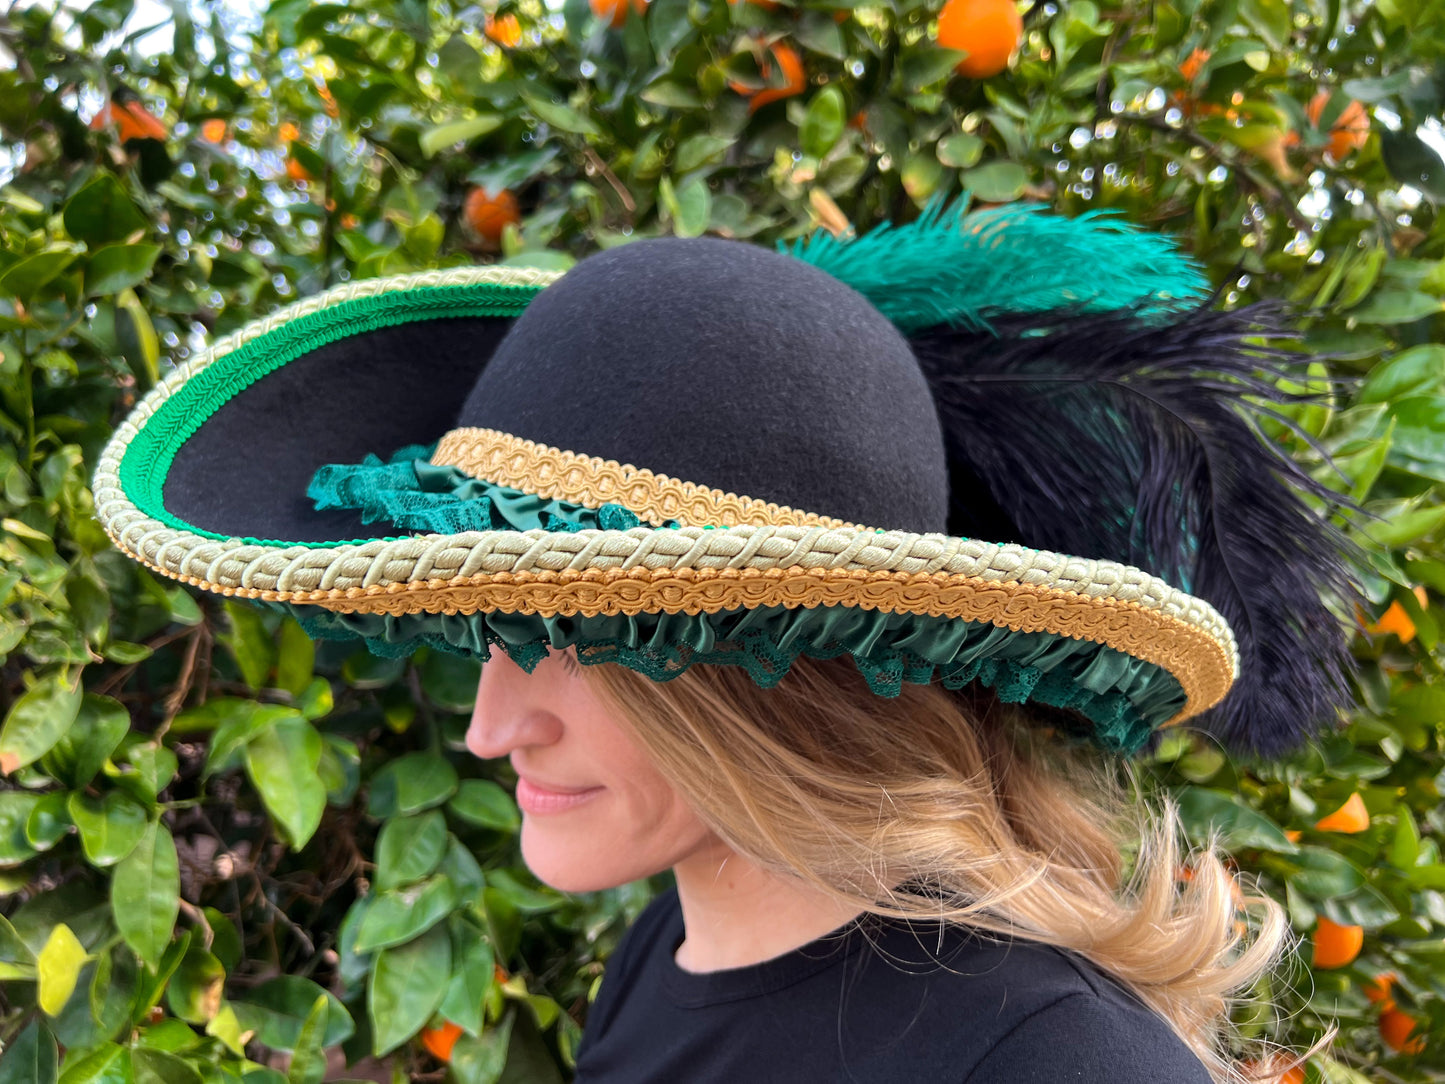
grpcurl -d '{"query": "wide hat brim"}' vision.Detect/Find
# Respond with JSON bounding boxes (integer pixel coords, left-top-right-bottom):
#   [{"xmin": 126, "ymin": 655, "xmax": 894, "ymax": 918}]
[{"xmin": 94, "ymin": 265, "xmax": 1240, "ymax": 753}]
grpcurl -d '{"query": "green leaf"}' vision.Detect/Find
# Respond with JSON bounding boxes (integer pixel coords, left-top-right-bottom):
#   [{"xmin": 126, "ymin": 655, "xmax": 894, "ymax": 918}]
[
  {"xmin": 674, "ymin": 134, "xmax": 733, "ymax": 174},
  {"xmin": 27, "ymin": 792, "xmax": 71, "ymax": 851},
  {"xmin": 419, "ymin": 115, "xmax": 503, "ymax": 158},
  {"xmin": 131, "ymin": 1047, "xmax": 203, "ymax": 1084},
  {"xmin": 1390, "ymin": 806, "xmax": 1421, "ymax": 869},
  {"xmin": 203, "ymin": 702, "xmax": 301, "ymax": 777},
  {"xmin": 38, "ymin": 924, "xmax": 90, "ymax": 1016},
  {"xmin": 43, "ymin": 694, "xmax": 129, "ymax": 789},
  {"xmin": 55, "ymin": 1041, "xmax": 131, "ymax": 1084},
  {"xmin": 219, "ymin": 601, "xmax": 275, "ymax": 692},
  {"xmin": 353, "ymin": 876, "xmax": 458, "ymax": 953},
  {"xmin": 375, "ymin": 809, "xmax": 448, "ymax": 891},
  {"xmin": 274, "ymin": 619, "xmax": 316, "ymax": 697},
  {"xmin": 368, "ymin": 924, "xmax": 451, "ymax": 1056},
  {"xmin": 111, "ymin": 820, "xmax": 180, "ymax": 970},
  {"xmin": 68, "ymin": 790, "xmax": 148, "ymax": 866},
  {"xmin": 800, "ymin": 86, "xmax": 846, "ymax": 159},
  {"xmin": 640, "ymin": 81, "xmax": 704, "ymax": 108},
  {"xmin": 937, "ymin": 132, "xmax": 983, "ymax": 168},
  {"xmin": 367, "ymin": 752, "xmax": 458, "ymax": 818},
  {"xmin": 0, "ymin": 790, "xmax": 40, "ymax": 867},
  {"xmin": 438, "ymin": 917, "xmax": 495, "ymax": 1037},
  {"xmin": 447, "ymin": 1009, "xmax": 515, "ymax": 1084},
  {"xmin": 244, "ymin": 715, "xmax": 326, "ymax": 849},
  {"xmin": 1174, "ymin": 787, "xmax": 1299, "ymax": 853},
  {"xmin": 116, "ymin": 287, "xmax": 159, "ymax": 390},
  {"xmin": 286, "ymin": 995, "xmax": 329, "ymax": 1084},
  {"xmin": 1, "ymin": 668, "xmax": 83, "ymax": 776},
  {"xmin": 899, "ymin": 46, "xmax": 968, "ymax": 91},
  {"xmin": 1379, "ymin": 127, "xmax": 1445, "ymax": 201},
  {"xmin": 418, "ymin": 650, "xmax": 480, "ymax": 714},
  {"xmin": 165, "ymin": 948, "xmax": 225, "ymax": 1024},
  {"xmin": 1286, "ymin": 846, "xmax": 1365, "ymax": 899},
  {"xmin": 518, "ymin": 91, "xmax": 601, "ymax": 137},
  {"xmin": 85, "ymin": 244, "xmax": 162, "ymax": 296},
  {"xmin": 1361, "ymin": 345, "xmax": 1445, "ymax": 403},
  {"xmin": 960, "ymin": 161, "xmax": 1028, "ymax": 203},
  {"xmin": 230, "ymin": 976, "xmax": 354, "ymax": 1052},
  {"xmin": 0, "ymin": 246, "xmax": 82, "ymax": 303},
  {"xmin": 63, "ymin": 174, "xmax": 149, "ymax": 245},
  {"xmin": 659, "ymin": 174, "xmax": 711, "ymax": 238},
  {"xmin": 448, "ymin": 779, "xmax": 521, "ymax": 832},
  {"xmin": 1350, "ymin": 288, "xmax": 1442, "ymax": 324},
  {"xmin": 0, "ymin": 1018, "xmax": 58, "ymax": 1084}
]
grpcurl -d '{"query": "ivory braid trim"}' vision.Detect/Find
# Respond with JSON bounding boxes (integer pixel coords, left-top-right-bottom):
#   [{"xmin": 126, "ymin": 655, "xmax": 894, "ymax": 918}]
[
  {"xmin": 99, "ymin": 539, "xmax": 1231, "ymax": 725},
  {"xmin": 433, "ymin": 427, "xmax": 859, "ymax": 530}
]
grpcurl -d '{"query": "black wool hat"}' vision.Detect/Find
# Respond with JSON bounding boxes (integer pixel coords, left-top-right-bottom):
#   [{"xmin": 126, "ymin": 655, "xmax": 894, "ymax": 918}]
[{"xmin": 95, "ymin": 203, "xmax": 1357, "ymax": 755}]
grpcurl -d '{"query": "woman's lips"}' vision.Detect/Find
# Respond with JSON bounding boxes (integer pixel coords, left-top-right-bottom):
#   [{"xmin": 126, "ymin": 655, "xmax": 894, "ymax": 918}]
[{"xmin": 515, "ymin": 776, "xmax": 604, "ymax": 814}]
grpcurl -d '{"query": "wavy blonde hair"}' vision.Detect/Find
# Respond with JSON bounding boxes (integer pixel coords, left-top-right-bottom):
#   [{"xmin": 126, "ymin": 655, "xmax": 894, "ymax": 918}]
[{"xmin": 583, "ymin": 652, "xmax": 1296, "ymax": 1083}]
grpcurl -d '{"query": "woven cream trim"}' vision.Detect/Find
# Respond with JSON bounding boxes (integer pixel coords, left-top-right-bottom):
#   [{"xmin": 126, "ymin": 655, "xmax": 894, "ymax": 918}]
[
  {"xmin": 433, "ymin": 427, "xmax": 858, "ymax": 529},
  {"xmin": 99, "ymin": 541, "xmax": 1231, "ymax": 725}
]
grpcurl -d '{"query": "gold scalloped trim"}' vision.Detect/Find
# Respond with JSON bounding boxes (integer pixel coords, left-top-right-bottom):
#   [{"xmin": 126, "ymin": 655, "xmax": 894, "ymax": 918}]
[
  {"xmin": 432, "ymin": 427, "xmax": 858, "ymax": 529},
  {"xmin": 115, "ymin": 549, "xmax": 1228, "ymax": 726}
]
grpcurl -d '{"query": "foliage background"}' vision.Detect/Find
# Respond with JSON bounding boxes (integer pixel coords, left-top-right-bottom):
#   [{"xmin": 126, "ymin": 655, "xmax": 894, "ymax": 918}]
[{"xmin": 3, "ymin": 0, "xmax": 1445, "ymax": 1080}]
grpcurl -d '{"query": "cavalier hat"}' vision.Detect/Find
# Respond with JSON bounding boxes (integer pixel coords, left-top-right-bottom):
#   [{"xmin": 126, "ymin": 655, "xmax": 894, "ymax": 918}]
[{"xmin": 94, "ymin": 202, "xmax": 1355, "ymax": 755}]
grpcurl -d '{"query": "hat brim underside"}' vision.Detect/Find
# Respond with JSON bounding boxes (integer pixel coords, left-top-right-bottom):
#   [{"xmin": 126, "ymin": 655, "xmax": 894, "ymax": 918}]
[{"xmin": 93, "ymin": 266, "xmax": 1239, "ymax": 739}]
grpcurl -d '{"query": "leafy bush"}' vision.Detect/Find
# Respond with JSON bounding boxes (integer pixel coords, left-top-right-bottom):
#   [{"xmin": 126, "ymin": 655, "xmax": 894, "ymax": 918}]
[{"xmin": 2, "ymin": 0, "xmax": 1445, "ymax": 1081}]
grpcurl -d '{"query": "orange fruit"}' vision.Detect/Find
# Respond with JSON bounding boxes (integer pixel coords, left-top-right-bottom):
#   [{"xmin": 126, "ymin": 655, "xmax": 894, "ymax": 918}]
[
  {"xmin": 285, "ymin": 156, "xmax": 312, "ymax": 183},
  {"xmin": 1365, "ymin": 972, "xmax": 1398, "ymax": 1010},
  {"xmin": 1380, "ymin": 1007, "xmax": 1426, "ymax": 1054},
  {"xmin": 90, "ymin": 100, "xmax": 169, "ymax": 143},
  {"xmin": 464, "ymin": 186, "xmax": 521, "ymax": 244},
  {"xmin": 278, "ymin": 121, "xmax": 301, "ymax": 144},
  {"xmin": 1315, "ymin": 792, "xmax": 1370, "ymax": 834},
  {"xmin": 1306, "ymin": 91, "xmax": 1370, "ymax": 162},
  {"xmin": 590, "ymin": 0, "xmax": 647, "ymax": 26},
  {"xmin": 1240, "ymin": 1057, "xmax": 1306, "ymax": 1084},
  {"xmin": 485, "ymin": 12, "xmax": 522, "ymax": 46},
  {"xmin": 200, "ymin": 118, "xmax": 228, "ymax": 143},
  {"xmin": 1311, "ymin": 917, "xmax": 1364, "ymax": 969},
  {"xmin": 1179, "ymin": 47, "xmax": 1209, "ymax": 83},
  {"xmin": 1283, "ymin": 829, "xmax": 1302, "ymax": 843},
  {"xmin": 936, "ymin": 0, "xmax": 1023, "ymax": 80},
  {"xmin": 731, "ymin": 42, "xmax": 807, "ymax": 113},
  {"xmin": 421, "ymin": 1020, "xmax": 463, "ymax": 1062}
]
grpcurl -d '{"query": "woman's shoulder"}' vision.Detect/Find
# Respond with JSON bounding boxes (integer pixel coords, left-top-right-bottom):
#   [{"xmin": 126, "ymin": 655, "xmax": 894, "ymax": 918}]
[
  {"xmin": 836, "ymin": 919, "xmax": 1213, "ymax": 1084},
  {"xmin": 908, "ymin": 931, "xmax": 1212, "ymax": 1084}
]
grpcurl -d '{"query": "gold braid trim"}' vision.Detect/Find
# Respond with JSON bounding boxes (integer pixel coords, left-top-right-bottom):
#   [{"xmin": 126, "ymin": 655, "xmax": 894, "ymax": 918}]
[
  {"xmin": 432, "ymin": 427, "xmax": 858, "ymax": 530},
  {"xmin": 124, "ymin": 558, "xmax": 1230, "ymax": 726}
]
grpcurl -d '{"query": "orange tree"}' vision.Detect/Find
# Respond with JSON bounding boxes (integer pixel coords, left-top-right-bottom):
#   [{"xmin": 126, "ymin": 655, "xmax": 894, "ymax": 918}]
[{"xmin": 2, "ymin": 0, "xmax": 1445, "ymax": 1081}]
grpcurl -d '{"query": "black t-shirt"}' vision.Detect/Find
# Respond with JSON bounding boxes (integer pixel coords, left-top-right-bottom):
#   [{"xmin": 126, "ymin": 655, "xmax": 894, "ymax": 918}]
[{"xmin": 573, "ymin": 886, "xmax": 1213, "ymax": 1083}]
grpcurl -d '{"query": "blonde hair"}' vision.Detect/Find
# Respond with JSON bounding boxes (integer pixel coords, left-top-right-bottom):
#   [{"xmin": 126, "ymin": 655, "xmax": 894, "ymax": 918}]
[{"xmin": 584, "ymin": 652, "xmax": 1295, "ymax": 1083}]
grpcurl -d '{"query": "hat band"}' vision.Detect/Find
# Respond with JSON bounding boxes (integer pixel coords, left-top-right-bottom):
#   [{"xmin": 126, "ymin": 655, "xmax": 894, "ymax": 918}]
[{"xmin": 432, "ymin": 427, "xmax": 858, "ymax": 531}]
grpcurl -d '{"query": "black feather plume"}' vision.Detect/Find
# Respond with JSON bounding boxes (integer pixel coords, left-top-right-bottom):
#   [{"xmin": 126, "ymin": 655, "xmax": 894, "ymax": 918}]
[{"xmin": 909, "ymin": 302, "xmax": 1360, "ymax": 756}]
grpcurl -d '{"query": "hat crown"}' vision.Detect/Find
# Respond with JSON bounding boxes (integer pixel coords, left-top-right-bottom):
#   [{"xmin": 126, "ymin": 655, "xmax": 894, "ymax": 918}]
[{"xmin": 458, "ymin": 237, "xmax": 949, "ymax": 533}]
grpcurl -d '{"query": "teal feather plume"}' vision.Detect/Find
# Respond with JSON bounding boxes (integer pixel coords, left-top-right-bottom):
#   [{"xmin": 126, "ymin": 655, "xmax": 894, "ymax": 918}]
[{"xmin": 784, "ymin": 198, "xmax": 1211, "ymax": 334}]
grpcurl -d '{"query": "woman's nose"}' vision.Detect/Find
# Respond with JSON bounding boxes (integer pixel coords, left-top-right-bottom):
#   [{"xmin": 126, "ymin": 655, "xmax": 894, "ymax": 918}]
[{"xmin": 465, "ymin": 649, "xmax": 564, "ymax": 759}]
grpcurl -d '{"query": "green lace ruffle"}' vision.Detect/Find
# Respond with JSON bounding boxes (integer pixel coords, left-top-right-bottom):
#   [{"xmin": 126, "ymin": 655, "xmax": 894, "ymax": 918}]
[{"xmin": 297, "ymin": 448, "xmax": 1188, "ymax": 754}]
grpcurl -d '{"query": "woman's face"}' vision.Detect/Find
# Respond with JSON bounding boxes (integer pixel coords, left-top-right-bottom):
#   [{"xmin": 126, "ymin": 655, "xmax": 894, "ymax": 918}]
[{"xmin": 466, "ymin": 646, "xmax": 717, "ymax": 893}]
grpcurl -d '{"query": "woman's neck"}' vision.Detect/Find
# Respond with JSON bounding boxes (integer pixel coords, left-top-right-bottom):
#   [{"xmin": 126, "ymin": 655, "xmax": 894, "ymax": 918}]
[{"xmin": 669, "ymin": 838, "xmax": 865, "ymax": 973}]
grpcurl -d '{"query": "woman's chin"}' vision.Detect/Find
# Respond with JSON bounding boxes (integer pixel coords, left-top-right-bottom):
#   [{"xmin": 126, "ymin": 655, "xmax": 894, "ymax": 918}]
[{"xmin": 518, "ymin": 819, "xmax": 646, "ymax": 893}]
